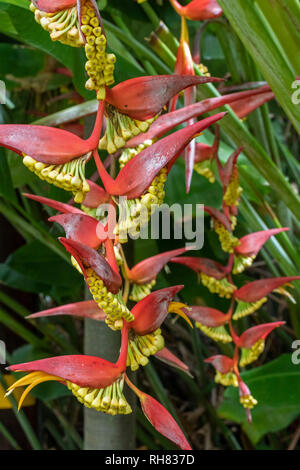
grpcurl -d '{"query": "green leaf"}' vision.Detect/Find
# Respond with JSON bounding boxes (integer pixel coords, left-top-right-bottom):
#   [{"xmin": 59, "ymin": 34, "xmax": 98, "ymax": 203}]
[
  {"xmin": 218, "ymin": 0, "xmax": 300, "ymax": 135},
  {"xmin": 218, "ymin": 354, "xmax": 300, "ymax": 444},
  {"xmin": 1, "ymin": 241, "xmax": 82, "ymax": 300}
]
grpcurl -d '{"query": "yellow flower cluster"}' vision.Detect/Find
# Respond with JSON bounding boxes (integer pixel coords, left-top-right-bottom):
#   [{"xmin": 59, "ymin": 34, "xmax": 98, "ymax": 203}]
[
  {"xmin": 85, "ymin": 268, "xmax": 134, "ymax": 330},
  {"xmin": 119, "ymin": 140, "xmax": 153, "ymax": 169},
  {"xmin": 99, "ymin": 105, "xmax": 156, "ymax": 154},
  {"xmin": 130, "ymin": 280, "xmax": 156, "ymax": 302},
  {"xmin": 232, "ymin": 298, "xmax": 267, "ymax": 320},
  {"xmin": 67, "ymin": 377, "xmax": 132, "ymax": 415},
  {"xmin": 81, "ymin": 2, "xmax": 116, "ymax": 100},
  {"xmin": 200, "ymin": 273, "xmax": 236, "ymax": 299},
  {"xmin": 127, "ymin": 329, "xmax": 165, "ymax": 371},
  {"xmin": 232, "ymin": 254, "xmax": 256, "ymax": 274},
  {"xmin": 194, "ymin": 160, "xmax": 215, "ymax": 183},
  {"xmin": 240, "ymin": 339, "xmax": 265, "ymax": 368},
  {"xmin": 115, "ymin": 168, "xmax": 168, "ymax": 243},
  {"xmin": 223, "ymin": 174, "xmax": 243, "ymax": 207},
  {"xmin": 195, "ymin": 322, "xmax": 232, "ymax": 343},
  {"xmin": 214, "ymin": 221, "xmax": 240, "ymax": 253},
  {"xmin": 23, "ymin": 154, "xmax": 90, "ymax": 203},
  {"xmin": 215, "ymin": 370, "xmax": 238, "ymax": 387},
  {"xmin": 240, "ymin": 393, "xmax": 258, "ymax": 409},
  {"xmin": 30, "ymin": 2, "xmax": 84, "ymax": 47}
]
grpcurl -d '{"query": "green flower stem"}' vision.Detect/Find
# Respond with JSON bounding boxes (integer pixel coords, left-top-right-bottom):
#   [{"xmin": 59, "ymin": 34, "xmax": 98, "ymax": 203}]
[
  {"xmin": 140, "ymin": 1, "xmax": 160, "ymax": 28},
  {"xmin": 0, "ymin": 373, "xmax": 42, "ymax": 450},
  {"xmin": 146, "ymin": 32, "xmax": 176, "ymax": 69}
]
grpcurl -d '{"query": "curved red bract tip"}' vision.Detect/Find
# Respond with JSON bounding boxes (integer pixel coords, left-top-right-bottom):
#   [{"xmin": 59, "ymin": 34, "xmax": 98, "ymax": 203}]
[
  {"xmin": 130, "ymin": 285, "xmax": 184, "ymax": 335},
  {"xmin": 186, "ymin": 306, "xmax": 230, "ymax": 327},
  {"xmin": 9, "ymin": 355, "xmax": 123, "ymax": 389},
  {"xmin": 109, "ymin": 113, "xmax": 226, "ymax": 199},
  {"xmin": 50, "ymin": 213, "xmax": 105, "ymax": 249},
  {"xmin": 105, "ymin": 75, "xmax": 224, "ymax": 121},
  {"xmin": 205, "ymin": 355, "xmax": 234, "ymax": 374},
  {"xmin": 128, "ymin": 247, "xmax": 189, "ymax": 284},
  {"xmin": 237, "ymin": 321, "xmax": 285, "ymax": 349},
  {"xmin": 59, "ymin": 238, "xmax": 122, "ymax": 294},
  {"xmin": 32, "ymin": 0, "xmax": 77, "ymax": 13},
  {"xmin": 235, "ymin": 228, "xmax": 289, "ymax": 257},
  {"xmin": 27, "ymin": 300, "xmax": 105, "ymax": 321},
  {"xmin": 170, "ymin": 256, "xmax": 226, "ymax": 280},
  {"xmin": 23, "ymin": 193, "xmax": 82, "ymax": 214},
  {"xmin": 235, "ymin": 276, "xmax": 300, "ymax": 303}
]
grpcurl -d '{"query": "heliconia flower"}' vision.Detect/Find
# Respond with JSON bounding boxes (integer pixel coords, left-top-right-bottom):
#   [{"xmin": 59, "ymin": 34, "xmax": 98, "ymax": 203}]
[
  {"xmin": 26, "ymin": 296, "xmax": 192, "ymax": 375},
  {"xmin": 125, "ymin": 375, "xmax": 192, "ymax": 450},
  {"xmin": 127, "ymin": 286, "xmax": 192, "ymax": 371},
  {"xmin": 230, "ymin": 90, "xmax": 275, "ymax": 119},
  {"xmin": 60, "ymin": 237, "xmax": 135, "ymax": 330},
  {"xmin": 124, "ymin": 247, "xmax": 189, "ymax": 301},
  {"xmin": 125, "ymin": 85, "xmax": 272, "ymax": 149},
  {"xmin": 0, "ymin": 100, "xmax": 105, "ymax": 203},
  {"xmin": 230, "ymin": 321, "xmax": 285, "ymax": 368},
  {"xmin": 49, "ymin": 213, "xmax": 105, "ymax": 249},
  {"xmin": 7, "ymin": 326, "xmax": 132, "ymax": 415},
  {"xmin": 205, "ymin": 355, "xmax": 238, "ymax": 387},
  {"xmin": 186, "ymin": 306, "xmax": 232, "ymax": 343},
  {"xmin": 204, "ymin": 205, "xmax": 240, "ymax": 253},
  {"xmin": 233, "ymin": 276, "xmax": 300, "ymax": 321},
  {"xmin": 218, "ymin": 147, "xmax": 243, "ymax": 209},
  {"xmin": 95, "ymin": 113, "xmax": 226, "ymax": 242},
  {"xmin": 170, "ymin": 256, "xmax": 236, "ymax": 298},
  {"xmin": 99, "ymin": 74, "xmax": 224, "ymax": 154},
  {"xmin": 233, "ymin": 227, "xmax": 289, "ymax": 274},
  {"xmin": 169, "ymin": 0, "xmax": 223, "ymax": 21}
]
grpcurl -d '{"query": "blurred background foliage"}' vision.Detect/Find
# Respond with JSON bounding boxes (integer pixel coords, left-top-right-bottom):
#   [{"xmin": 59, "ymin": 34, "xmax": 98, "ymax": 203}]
[{"xmin": 0, "ymin": 0, "xmax": 299, "ymax": 450}]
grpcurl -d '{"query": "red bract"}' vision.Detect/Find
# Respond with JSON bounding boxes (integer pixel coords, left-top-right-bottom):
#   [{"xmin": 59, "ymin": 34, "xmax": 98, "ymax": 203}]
[
  {"xmin": 60, "ymin": 238, "xmax": 122, "ymax": 293},
  {"xmin": 235, "ymin": 276, "xmax": 300, "ymax": 303},
  {"xmin": 170, "ymin": 256, "xmax": 227, "ymax": 280},
  {"xmin": 0, "ymin": 101, "xmax": 103, "ymax": 164},
  {"xmin": 235, "ymin": 228, "xmax": 289, "ymax": 257},
  {"xmin": 24, "ymin": 193, "xmax": 83, "ymax": 214},
  {"xmin": 126, "ymin": 247, "xmax": 189, "ymax": 285},
  {"xmin": 27, "ymin": 300, "xmax": 105, "ymax": 321},
  {"xmin": 234, "ymin": 322, "xmax": 285, "ymax": 349},
  {"xmin": 231, "ymin": 91, "xmax": 275, "ymax": 119},
  {"xmin": 81, "ymin": 180, "xmax": 109, "ymax": 208},
  {"xmin": 186, "ymin": 306, "xmax": 231, "ymax": 327},
  {"xmin": 205, "ymin": 355, "xmax": 235, "ymax": 374},
  {"xmin": 105, "ymin": 75, "xmax": 223, "ymax": 121},
  {"xmin": 130, "ymin": 286, "xmax": 184, "ymax": 335},
  {"xmin": 155, "ymin": 348, "xmax": 192, "ymax": 376},
  {"xmin": 8, "ymin": 326, "xmax": 128, "ymax": 389},
  {"xmin": 169, "ymin": 0, "xmax": 223, "ymax": 20},
  {"xmin": 126, "ymin": 85, "xmax": 271, "ymax": 148},
  {"xmin": 32, "ymin": 0, "xmax": 77, "ymax": 13},
  {"xmin": 125, "ymin": 376, "xmax": 192, "ymax": 450},
  {"xmin": 49, "ymin": 213, "xmax": 105, "ymax": 249},
  {"xmin": 95, "ymin": 113, "xmax": 226, "ymax": 198}
]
